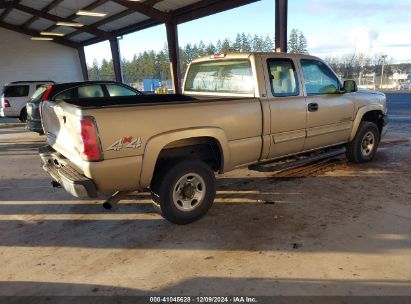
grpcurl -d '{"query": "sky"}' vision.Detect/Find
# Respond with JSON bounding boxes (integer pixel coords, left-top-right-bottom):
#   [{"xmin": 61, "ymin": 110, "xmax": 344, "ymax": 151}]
[{"xmin": 84, "ymin": 0, "xmax": 411, "ymax": 65}]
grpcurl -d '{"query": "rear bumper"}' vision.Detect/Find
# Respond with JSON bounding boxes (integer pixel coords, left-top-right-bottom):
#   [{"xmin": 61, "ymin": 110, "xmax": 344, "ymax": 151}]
[
  {"xmin": 39, "ymin": 146, "xmax": 97, "ymax": 198},
  {"xmin": 0, "ymin": 108, "xmax": 18, "ymax": 118}
]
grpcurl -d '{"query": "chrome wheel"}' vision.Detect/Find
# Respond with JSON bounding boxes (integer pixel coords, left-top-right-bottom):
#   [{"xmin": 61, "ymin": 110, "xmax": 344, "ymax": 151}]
[
  {"xmin": 361, "ymin": 131, "xmax": 375, "ymax": 157},
  {"xmin": 172, "ymin": 173, "xmax": 206, "ymax": 212}
]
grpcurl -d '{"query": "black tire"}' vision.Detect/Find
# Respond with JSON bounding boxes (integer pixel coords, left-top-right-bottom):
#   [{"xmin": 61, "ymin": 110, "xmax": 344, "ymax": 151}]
[
  {"xmin": 346, "ymin": 121, "xmax": 380, "ymax": 163},
  {"xmin": 150, "ymin": 159, "xmax": 216, "ymax": 225},
  {"xmin": 19, "ymin": 108, "xmax": 27, "ymax": 123}
]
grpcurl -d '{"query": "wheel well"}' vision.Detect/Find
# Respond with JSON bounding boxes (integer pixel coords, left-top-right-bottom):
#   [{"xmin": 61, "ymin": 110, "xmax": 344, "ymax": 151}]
[
  {"xmin": 361, "ymin": 110, "xmax": 384, "ymax": 136},
  {"xmin": 19, "ymin": 107, "xmax": 27, "ymax": 122},
  {"xmin": 154, "ymin": 137, "xmax": 223, "ymax": 173}
]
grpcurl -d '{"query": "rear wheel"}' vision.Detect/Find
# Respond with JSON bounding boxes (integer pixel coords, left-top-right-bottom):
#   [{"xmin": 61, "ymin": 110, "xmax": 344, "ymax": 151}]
[
  {"xmin": 151, "ymin": 159, "xmax": 216, "ymax": 225},
  {"xmin": 346, "ymin": 121, "xmax": 379, "ymax": 163},
  {"xmin": 19, "ymin": 108, "xmax": 27, "ymax": 123}
]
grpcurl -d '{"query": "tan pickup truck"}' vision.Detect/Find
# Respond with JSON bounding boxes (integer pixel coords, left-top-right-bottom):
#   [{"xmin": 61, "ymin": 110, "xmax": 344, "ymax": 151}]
[{"xmin": 40, "ymin": 53, "xmax": 388, "ymax": 224}]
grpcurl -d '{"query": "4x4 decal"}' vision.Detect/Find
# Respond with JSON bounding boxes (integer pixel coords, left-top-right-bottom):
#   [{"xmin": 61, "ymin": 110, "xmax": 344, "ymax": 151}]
[{"xmin": 107, "ymin": 136, "xmax": 142, "ymax": 151}]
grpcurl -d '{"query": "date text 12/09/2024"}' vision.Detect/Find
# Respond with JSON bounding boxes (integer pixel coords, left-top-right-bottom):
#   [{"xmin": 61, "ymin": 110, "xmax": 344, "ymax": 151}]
[{"xmin": 149, "ymin": 296, "xmax": 258, "ymax": 303}]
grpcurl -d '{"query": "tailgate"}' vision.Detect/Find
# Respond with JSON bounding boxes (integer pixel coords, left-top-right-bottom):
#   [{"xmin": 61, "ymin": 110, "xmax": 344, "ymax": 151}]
[{"xmin": 41, "ymin": 100, "xmax": 83, "ymax": 164}]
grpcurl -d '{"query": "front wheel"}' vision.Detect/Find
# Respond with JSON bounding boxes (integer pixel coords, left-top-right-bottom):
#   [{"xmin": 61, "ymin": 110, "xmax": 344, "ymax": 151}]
[
  {"xmin": 151, "ymin": 159, "xmax": 216, "ymax": 225},
  {"xmin": 346, "ymin": 121, "xmax": 380, "ymax": 163}
]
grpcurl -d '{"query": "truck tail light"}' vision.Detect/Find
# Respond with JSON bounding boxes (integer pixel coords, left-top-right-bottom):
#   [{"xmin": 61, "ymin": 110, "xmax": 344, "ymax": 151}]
[
  {"xmin": 79, "ymin": 116, "xmax": 103, "ymax": 162},
  {"xmin": 2, "ymin": 99, "xmax": 10, "ymax": 108}
]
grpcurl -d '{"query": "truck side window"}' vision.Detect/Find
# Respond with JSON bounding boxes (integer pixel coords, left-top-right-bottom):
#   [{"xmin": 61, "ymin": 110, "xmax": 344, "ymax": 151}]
[
  {"xmin": 267, "ymin": 59, "xmax": 299, "ymax": 97},
  {"xmin": 301, "ymin": 59, "xmax": 340, "ymax": 95}
]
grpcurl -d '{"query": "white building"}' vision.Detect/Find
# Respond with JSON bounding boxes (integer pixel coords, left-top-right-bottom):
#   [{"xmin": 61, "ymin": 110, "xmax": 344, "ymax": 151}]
[{"xmin": 0, "ymin": 27, "xmax": 83, "ymax": 88}]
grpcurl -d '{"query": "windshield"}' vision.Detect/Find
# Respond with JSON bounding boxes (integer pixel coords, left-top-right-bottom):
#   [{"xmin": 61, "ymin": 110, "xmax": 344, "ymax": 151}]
[
  {"xmin": 2, "ymin": 85, "xmax": 29, "ymax": 98},
  {"xmin": 184, "ymin": 59, "xmax": 254, "ymax": 94}
]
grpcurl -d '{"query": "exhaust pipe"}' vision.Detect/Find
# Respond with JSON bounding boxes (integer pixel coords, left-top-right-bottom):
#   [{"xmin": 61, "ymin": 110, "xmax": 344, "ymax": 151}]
[
  {"xmin": 103, "ymin": 191, "xmax": 130, "ymax": 210},
  {"xmin": 51, "ymin": 180, "xmax": 61, "ymax": 188}
]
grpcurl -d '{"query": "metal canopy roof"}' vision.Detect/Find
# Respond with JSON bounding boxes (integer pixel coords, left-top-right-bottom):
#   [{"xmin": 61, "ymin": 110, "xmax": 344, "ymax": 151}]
[{"xmin": 0, "ymin": 0, "xmax": 259, "ymax": 48}]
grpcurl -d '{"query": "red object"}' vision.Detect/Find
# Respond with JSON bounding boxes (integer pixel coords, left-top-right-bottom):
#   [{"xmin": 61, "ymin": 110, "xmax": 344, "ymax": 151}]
[
  {"xmin": 212, "ymin": 54, "xmax": 226, "ymax": 59},
  {"xmin": 2, "ymin": 99, "xmax": 10, "ymax": 108},
  {"xmin": 39, "ymin": 86, "xmax": 53, "ymax": 120},
  {"xmin": 79, "ymin": 117, "xmax": 102, "ymax": 161},
  {"xmin": 41, "ymin": 86, "xmax": 53, "ymax": 101},
  {"xmin": 123, "ymin": 136, "xmax": 133, "ymax": 144}
]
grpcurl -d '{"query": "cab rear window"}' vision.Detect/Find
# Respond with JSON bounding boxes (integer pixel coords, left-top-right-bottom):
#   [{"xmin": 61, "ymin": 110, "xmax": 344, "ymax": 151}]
[
  {"xmin": 2, "ymin": 85, "xmax": 29, "ymax": 97},
  {"xmin": 184, "ymin": 59, "xmax": 254, "ymax": 94}
]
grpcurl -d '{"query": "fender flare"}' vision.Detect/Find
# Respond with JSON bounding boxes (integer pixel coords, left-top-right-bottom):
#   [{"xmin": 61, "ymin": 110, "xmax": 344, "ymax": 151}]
[
  {"xmin": 139, "ymin": 127, "xmax": 230, "ymax": 188},
  {"xmin": 349, "ymin": 104, "xmax": 384, "ymax": 141}
]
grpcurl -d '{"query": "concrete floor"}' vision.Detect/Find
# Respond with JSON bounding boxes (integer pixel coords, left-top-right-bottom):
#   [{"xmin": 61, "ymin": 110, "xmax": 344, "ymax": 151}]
[{"xmin": 0, "ymin": 94, "xmax": 410, "ymax": 296}]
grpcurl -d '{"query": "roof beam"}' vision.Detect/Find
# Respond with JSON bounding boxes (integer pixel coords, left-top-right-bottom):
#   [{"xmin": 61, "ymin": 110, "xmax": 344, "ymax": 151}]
[
  {"xmin": 174, "ymin": 0, "xmax": 259, "ymax": 24},
  {"xmin": 83, "ymin": 17, "xmax": 161, "ymax": 45},
  {"xmin": 82, "ymin": 0, "xmax": 260, "ymax": 46},
  {"xmin": 143, "ymin": 0, "xmax": 164, "ymax": 7},
  {"xmin": 21, "ymin": 0, "xmax": 65, "ymax": 29},
  {"xmin": 0, "ymin": 0, "xmax": 20, "ymax": 21},
  {"xmin": 65, "ymin": 9, "xmax": 132, "ymax": 40},
  {"xmin": 14, "ymin": 3, "xmax": 112, "ymax": 39},
  {"xmin": 44, "ymin": 0, "xmax": 110, "ymax": 32},
  {"xmin": 0, "ymin": 20, "xmax": 81, "ymax": 48},
  {"xmin": 82, "ymin": 0, "xmax": 259, "ymax": 46},
  {"xmin": 0, "ymin": 0, "xmax": 15, "ymax": 10},
  {"xmin": 111, "ymin": 0, "xmax": 171, "ymax": 22}
]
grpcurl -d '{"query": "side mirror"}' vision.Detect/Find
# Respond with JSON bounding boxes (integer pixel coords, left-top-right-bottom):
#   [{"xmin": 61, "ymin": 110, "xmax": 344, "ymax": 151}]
[{"xmin": 343, "ymin": 80, "xmax": 358, "ymax": 93}]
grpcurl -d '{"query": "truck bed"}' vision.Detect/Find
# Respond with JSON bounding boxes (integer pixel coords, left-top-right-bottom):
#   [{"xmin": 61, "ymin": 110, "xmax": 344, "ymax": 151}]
[
  {"xmin": 63, "ymin": 94, "xmax": 196, "ymax": 108},
  {"xmin": 60, "ymin": 94, "xmax": 251, "ymax": 109}
]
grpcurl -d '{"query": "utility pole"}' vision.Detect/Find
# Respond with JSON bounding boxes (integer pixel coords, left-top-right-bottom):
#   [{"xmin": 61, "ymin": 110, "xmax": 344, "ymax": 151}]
[{"xmin": 380, "ymin": 55, "xmax": 387, "ymax": 89}]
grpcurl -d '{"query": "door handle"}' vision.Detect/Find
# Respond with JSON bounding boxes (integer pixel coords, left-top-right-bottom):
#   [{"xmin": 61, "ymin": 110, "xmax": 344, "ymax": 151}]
[{"xmin": 308, "ymin": 103, "xmax": 319, "ymax": 112}]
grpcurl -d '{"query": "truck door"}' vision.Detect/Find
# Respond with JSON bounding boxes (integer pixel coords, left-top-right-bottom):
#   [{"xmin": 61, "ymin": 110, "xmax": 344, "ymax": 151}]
[
  {"xmin": 263, "ymin": 57, "xmax": 307, "ymax": 159},
  {"xmin": 300, "ymin": 59, "xmax": 354, "ymax": 150}
]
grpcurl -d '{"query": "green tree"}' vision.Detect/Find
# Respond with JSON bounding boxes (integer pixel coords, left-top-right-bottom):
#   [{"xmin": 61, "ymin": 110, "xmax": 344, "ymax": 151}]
[
  {"xmin": 197, "ymin": 41, "xmax": 206, "ymax": 57},
  {"xmin": 233, "ymin": 34, "xmax": 242, "ymax": 52},
  {"xmin": 241, "ymin": 33, "xmax": 252, "ymax": 51},
  {"xmin": 156, "ymin": 48, "xmax": 170, "ymax": 81},
  {"xmin": 216, "ymin": 39, "xmax": 222, "ymax": 52},
  {"xmin": 263, "ymin": 35, "xmax": 274, "ymax": 52},
  {"xmin": 221, "ymin": 38, "xmax": 231, "ymax": 53},
  {"xmin": 298, "ymin": 32, "xmax": 308, "ymax": 54},
  {"xmin": 288, "ymin": 29, "xmax": 309, "ymax": 54},
  {"xmin": 288, "ymin": 29, "xmax": 299, "ymax": 53},
  {"xmin": 99, "ymin": 59, "xmax": 114, "ymax": 80},
  {"xmin": 205, "ymin": 43, "xmax": 217, "ymax": 55},
  {"xmin": 252, "ymin": 35, "xmax": 264, "ymax": 52},
  {"xmin": 88, "ymin": 59, "xmax": 100, "ymax": 80}
]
